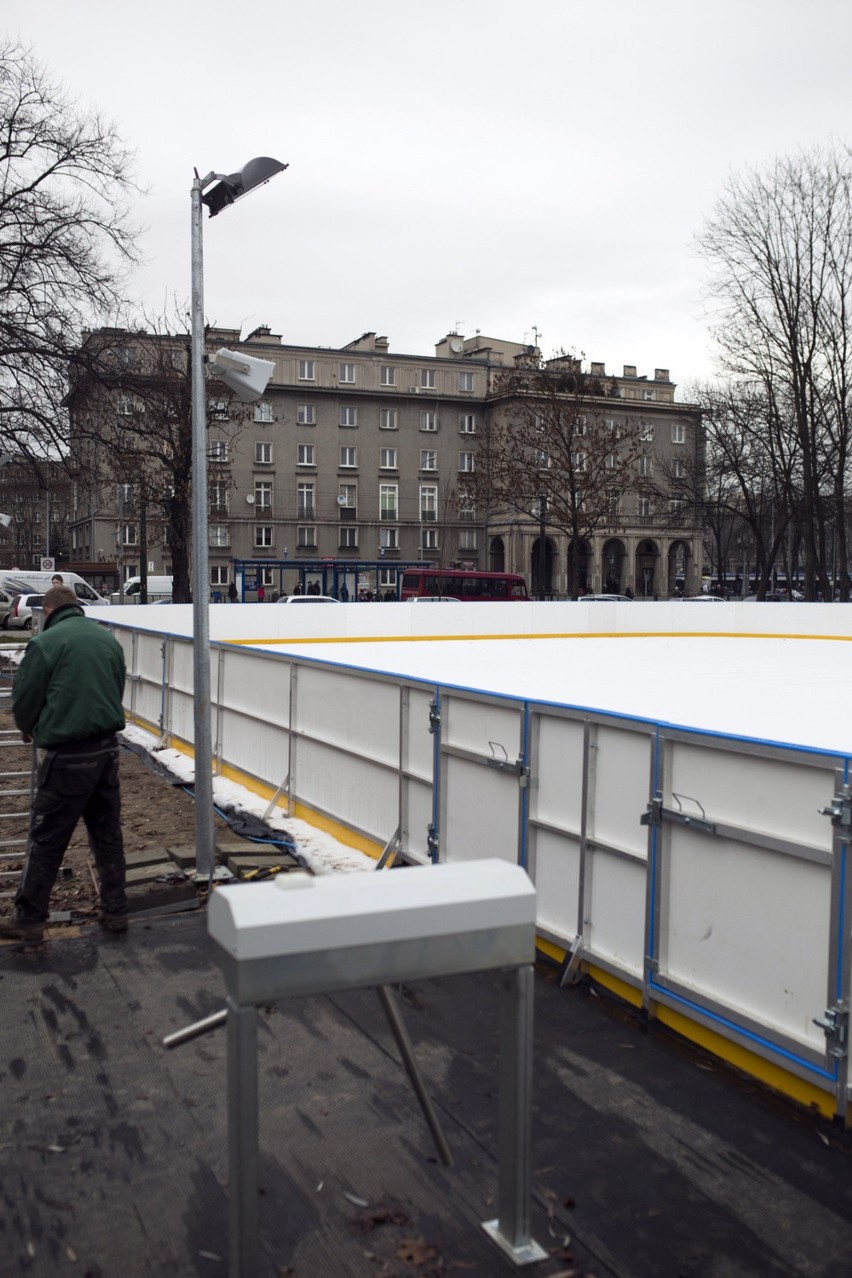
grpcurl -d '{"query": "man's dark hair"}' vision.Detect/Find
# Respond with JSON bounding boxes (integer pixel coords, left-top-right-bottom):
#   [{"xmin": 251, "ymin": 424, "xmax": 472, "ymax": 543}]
[{"xmin": 43, "ymin": 586, "xmax": 79, "ymax": 612}]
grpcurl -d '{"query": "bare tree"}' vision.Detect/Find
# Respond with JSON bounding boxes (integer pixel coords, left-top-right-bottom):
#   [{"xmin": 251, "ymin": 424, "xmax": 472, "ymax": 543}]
[
  {"xmin": 0, "ymin": 41, "xmax": 138, "ymax": 465},
  {"xmin": 473, "ymin": 353, "xmax": 641, "ymax": 597},
  {"xmin": 67, "ymin": 320, "xmax": 250, "ymax": 602},
  {"xmin": 697, "ymin": 145, "xmax": 852, "ymax": 599}
]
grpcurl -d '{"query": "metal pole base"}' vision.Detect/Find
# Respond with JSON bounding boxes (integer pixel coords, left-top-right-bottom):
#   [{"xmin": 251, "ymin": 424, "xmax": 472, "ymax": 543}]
[{"xmin": 481, "ymin": 1219, "xmax": 548, "ymax": 1266}]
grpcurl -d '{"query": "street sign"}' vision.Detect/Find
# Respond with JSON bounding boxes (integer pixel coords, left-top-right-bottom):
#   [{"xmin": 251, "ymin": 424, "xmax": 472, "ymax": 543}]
[{"xmin": 40, "ymin": 557, "xmax": 55, "ymax": 572}]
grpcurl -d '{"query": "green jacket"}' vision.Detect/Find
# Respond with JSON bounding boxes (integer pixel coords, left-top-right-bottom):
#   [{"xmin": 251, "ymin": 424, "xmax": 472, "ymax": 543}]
[{"xmin": 12, "ymin": 605, "xmax": 126, "ymax": 747}]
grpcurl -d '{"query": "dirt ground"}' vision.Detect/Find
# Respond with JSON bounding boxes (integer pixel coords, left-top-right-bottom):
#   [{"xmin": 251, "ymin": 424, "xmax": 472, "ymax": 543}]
[{"xmin": 0, "ymin": 700, "xmax": 228, "ymax": 919}]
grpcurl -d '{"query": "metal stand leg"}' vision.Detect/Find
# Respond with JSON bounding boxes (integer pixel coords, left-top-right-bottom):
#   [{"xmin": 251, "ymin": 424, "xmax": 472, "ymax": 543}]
[
  {"xmin": 227, "ymin": 997, "xmax": 259, "ymax": 1278},
  {"xmin": 482, "ymin": 965, "xmax": 546, "ymax": 1265}
]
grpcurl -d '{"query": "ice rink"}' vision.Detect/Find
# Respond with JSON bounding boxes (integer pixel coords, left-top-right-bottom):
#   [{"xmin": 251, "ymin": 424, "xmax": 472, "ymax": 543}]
[{"xmin": 105, "ymin": 601, "xmax": 852, "ymax": 757}]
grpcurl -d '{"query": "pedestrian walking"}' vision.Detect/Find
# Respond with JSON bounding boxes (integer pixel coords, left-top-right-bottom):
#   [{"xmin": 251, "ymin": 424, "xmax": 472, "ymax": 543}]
[
  {"xmin": 0, "ymin": 586, "xmax": 128, "ymax": 943},
  {"xmin": 227, "ymin": 581, "xmax": 238, "ymax": 602},
  {"xmin": 257, "ymin": 584, "xmax": 266, "ymax": 602}
]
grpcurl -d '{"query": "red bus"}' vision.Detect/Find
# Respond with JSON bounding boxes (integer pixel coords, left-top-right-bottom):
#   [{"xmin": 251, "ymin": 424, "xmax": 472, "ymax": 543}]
[{"xmin": 400, "ymin": 569, "xmax": 529, "ymax": 601}]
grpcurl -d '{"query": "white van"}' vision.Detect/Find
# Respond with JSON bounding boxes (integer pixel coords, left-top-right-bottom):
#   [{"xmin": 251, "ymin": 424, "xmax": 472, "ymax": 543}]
[
  {"xmin": 121, "ymin": 575, "xmax": 173, "ymax": 602},
  {"xmin": 0, "ymin": 570, "xmax": 110, "ymax": 606}
]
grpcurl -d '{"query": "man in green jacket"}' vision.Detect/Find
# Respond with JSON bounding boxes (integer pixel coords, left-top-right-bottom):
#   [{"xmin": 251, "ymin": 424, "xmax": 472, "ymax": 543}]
[{"xmin": 0, "ymin": 586, "xmax": 128, "ymax": 942}]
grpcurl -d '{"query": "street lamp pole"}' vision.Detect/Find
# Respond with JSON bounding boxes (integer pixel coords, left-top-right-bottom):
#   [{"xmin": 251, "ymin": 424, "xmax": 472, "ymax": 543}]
[
  {"xmin": 190, "ymin": 172, "xmax": 215, "ymax": 881},
  {"xmin": 189, "ymin": 156, "xmax": 286, "ymax": 882}
]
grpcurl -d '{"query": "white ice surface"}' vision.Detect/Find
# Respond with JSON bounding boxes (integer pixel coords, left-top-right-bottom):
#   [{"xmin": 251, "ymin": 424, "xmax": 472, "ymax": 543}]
[
  {"xmin": 242, "ymin": 634, "xmax": 852, "ymax": 756},
  {"xmin": 92, "ymin": 600, "xmax": 852, "ymax": 756}
]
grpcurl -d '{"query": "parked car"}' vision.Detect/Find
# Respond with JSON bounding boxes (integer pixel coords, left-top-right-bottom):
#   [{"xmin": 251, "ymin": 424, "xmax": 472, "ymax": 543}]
[
  {"xmin": 276, "ymin": 595, "xmax": 341, "ymax": 604},
  {"xmin": 0, "ymin": 588, "xmax": 15, "ymax": 629},
  {"xmin": 7, "ymin": 593, "xmax": 45, "ymax": 630},
  {"xmin": 680, "ymin": 594, "xmax": 728, "ymax": 602},
  {"xmin": 576, "ymin": 593, "xmax": 634, "ymax": 602},
  {"xmin": 409, "ymin": 596, "xmax": 462, "ymax": 603}
]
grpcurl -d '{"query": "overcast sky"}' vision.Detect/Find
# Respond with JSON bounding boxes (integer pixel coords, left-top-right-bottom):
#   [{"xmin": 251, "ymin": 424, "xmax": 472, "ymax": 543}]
[{"xmin": 6, "ymin": 0, "xmax": 851, "ymax": 392}]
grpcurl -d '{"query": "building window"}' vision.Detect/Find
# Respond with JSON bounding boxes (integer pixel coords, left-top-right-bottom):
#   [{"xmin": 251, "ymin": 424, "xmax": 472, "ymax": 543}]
[
  {"xmin": 209, "ymin": 440, "xmax": 229, "ymax": 464},
  {"xmin": 340, "ymin": 405, "xmax": 358, "ymax": 428},
  {"xmin": 254, "ymin": 441, "xmax": 272, "ymax": 464},
  {"xmin": 209, "ymin": 481, "xmax": 229, "ymax": 512},
  {"xmin": 379, "ymin": 527, "xmax": 399, "ymax": 550},
  {"xmin": 536, "ymin": 450, "xmax": 551, "ymax": 470},
  {"xmin": 459, "ymin": 529, "xmax": 478, "ymax": 551},
  {"xmin": 459, "ymin": 370, "xmax": 474, "ymax": 392},
  {"xmin": 640, "ymin": 422, "xmax": 654, "ymax": 442},
  {"xmin": 121, "ymin": 524, "xmax": 137, "ymax": 545},
  {"xmin": 254, "ymin": 481, "xmax": 272, "ymax": 510},
  {"xmin": 576, "ymin": 416, "xmax": 587, "ymax": 437},
  {"xmin": 118, "ymin": 394, "xmax": 134, "ymax": 417},
  {"xmin": 210, "ymin": 565, "xmax": 230, "ymax": 586},
  {"xmin": 210, "ymin": 399, "xmax": 228, "ymax": 421},
  {"xmin": 254, "ymin": 401, "xmax": 273, "ymax": 423},
  {"xmin": 458, "ymin": 451, "xmax": 475, "ymax": 473},
  {"xmin": 421, "ymin": 368, "xmax": 436, "ymax": 389},
  {"xmin": 297, "ymin": 443, "xmax": 315, "ymax": 466},
  {"xmin": 422, "ymin": 528, "xmax": 439, "ymax": 551},
  {"xmin": 339, "ymin": 445, "xmax": 357, "ymax": 468},
  {"xmin": 297, "ymin": 482, "xmax": 315, "ymax": 517},
  {"xmin": 255, "ymin": 525, "xmax": 273, "ymax": 548},
  {"xmin": 339, "ymin": 362, "xmax": 355, "ymax": 383},
  {"xmin": 339, "ymin": 526, "xmax": 358, "ymax": 549},
  {"xmin": 297, "ymin": 525, "xmax": 316, "ymax": 548},
  {"xmin": 672, "ymin": 422, "xmax": 686, "ymax": 444},
  {"xmin": 379, "ymin": 483, "xmax": 398, "ymax": 522},
  {"xmin": 380, "ymin": 365, "xmax": 395, "ymax": 386},
  {"xmin": 638, "ymin": 495, "xmax": 652, "ymax": 518},
  {"xmin": 297, "ymin": 403, "xmax": 315, "ymax": 425},
  {"xmin": 639, "ymin": 455, "xmax": 653, "ymax": 477},
  {"xmin": 605, "ymin": 452, "xmax": 616, "ymax": 470},
  {"xmin": 339, "ymin": 483, "xmax": 357, "ymax": 513},
  {"xmin": 458, "ymin": 490, "xmax": 476, "ymax": 521},
  {"xmin": 420, "ymin": 484, "xmax": 438, "ymax": 521},
  {"xmin": 298, "ymin": 359, "xmax": 315, "ymax": 381},
  {"xmin": 380, "ymin": 408, "xmax": 398, "ymax": 430},
  {"xmin": 209, "ymin": 524, "xmax": 230, "ymax": 547},
  {"xmin": 420, "ymin": 410, "xmax": 437, "ymax": 432},
  {"xmin": 379, "ymin": 447, "xmax": 397, "ymax": 469},
  {"xmin": 571, "ymin": 451, "xmax": 586, "ymax": 471},
  {"xmin": 643, "ymin": 390, "xmax": 655, "ymax": 401},
  {"xmin": 420, "ymin": 449, "xmax": 437, "ymax": 471},
  {"xmin": 459, "ymin": 413, "xmax": 476, "ymax": 434}
]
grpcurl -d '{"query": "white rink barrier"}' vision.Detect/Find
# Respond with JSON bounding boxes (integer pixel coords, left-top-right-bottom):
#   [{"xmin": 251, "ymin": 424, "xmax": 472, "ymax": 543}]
[{"xmin": 105, "ymin": 602, "xmax": 852, "ymax": 1123}]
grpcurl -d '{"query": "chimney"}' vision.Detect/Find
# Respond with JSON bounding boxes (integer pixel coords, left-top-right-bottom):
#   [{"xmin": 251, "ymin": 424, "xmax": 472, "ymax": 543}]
[
  {"xmin": 623, "ymin": 365, "xmax": 637, "ymax": 378},
  {"xmin": 654, "ymin": 368, "xmax": 670, "ymax": 382},
  {"xmin": 590, "ymin": 361, "xmax": 605, "ymax": 376}
]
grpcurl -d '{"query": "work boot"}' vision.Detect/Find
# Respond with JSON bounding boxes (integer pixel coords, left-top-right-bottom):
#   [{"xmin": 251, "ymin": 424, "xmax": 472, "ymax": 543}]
[
  {"xmin": 99, "ymin": 911, "xmax": 128, "ymax": 934},
  {"xmin": 0, "ymin": 916, "xmax": 45, "ymax": 943}
]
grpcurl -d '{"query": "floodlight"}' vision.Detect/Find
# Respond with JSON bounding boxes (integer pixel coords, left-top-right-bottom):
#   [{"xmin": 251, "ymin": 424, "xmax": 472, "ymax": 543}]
[
  {"xmin": 201, "ymin": 157, "xmax": 288, "ymax": 218},
  {"xmin": 210, "ymin": 349, "xmax": 274, "ymax": 403}
]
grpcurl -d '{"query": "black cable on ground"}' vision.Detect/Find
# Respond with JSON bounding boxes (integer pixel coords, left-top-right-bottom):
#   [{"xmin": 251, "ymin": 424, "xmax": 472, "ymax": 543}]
[{"xmin": 120, "ymin": 736, "xmax": 299, "ymax": 857}]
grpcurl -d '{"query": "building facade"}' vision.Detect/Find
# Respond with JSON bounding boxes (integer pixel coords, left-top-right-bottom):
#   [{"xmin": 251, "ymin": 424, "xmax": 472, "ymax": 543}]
[{"xmin": 66, "ymin": 326, "xmax": 702, "ymax": 599}]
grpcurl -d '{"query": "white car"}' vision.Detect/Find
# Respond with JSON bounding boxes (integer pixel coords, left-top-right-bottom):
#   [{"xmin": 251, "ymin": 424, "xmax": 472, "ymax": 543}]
[
  {"xmin": 577, "ymin": 593, "xmax": 634, "ymax": 602},
  {"xmin": 7, "ymin": 593, "xmax": 45, "ymax": 630},
  {"xmin": 276, "ymin": 595, "xmax": 341, "ymax": 604},
  {"xmin": 409, "ymin": 596, "xmax": 462, "ymax": 602}
]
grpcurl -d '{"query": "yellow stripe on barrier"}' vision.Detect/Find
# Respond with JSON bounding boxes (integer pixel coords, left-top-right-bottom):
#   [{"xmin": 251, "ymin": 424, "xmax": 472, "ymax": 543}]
[{"xmin": 224, "ymin": 630, "xmax": 852, "ymax": 647}]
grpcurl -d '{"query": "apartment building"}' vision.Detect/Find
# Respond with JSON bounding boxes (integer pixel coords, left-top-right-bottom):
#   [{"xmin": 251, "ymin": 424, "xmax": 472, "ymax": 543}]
[{"xmin": 65, "ymin": 326, "xmax": 702, "ymax": 598}]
